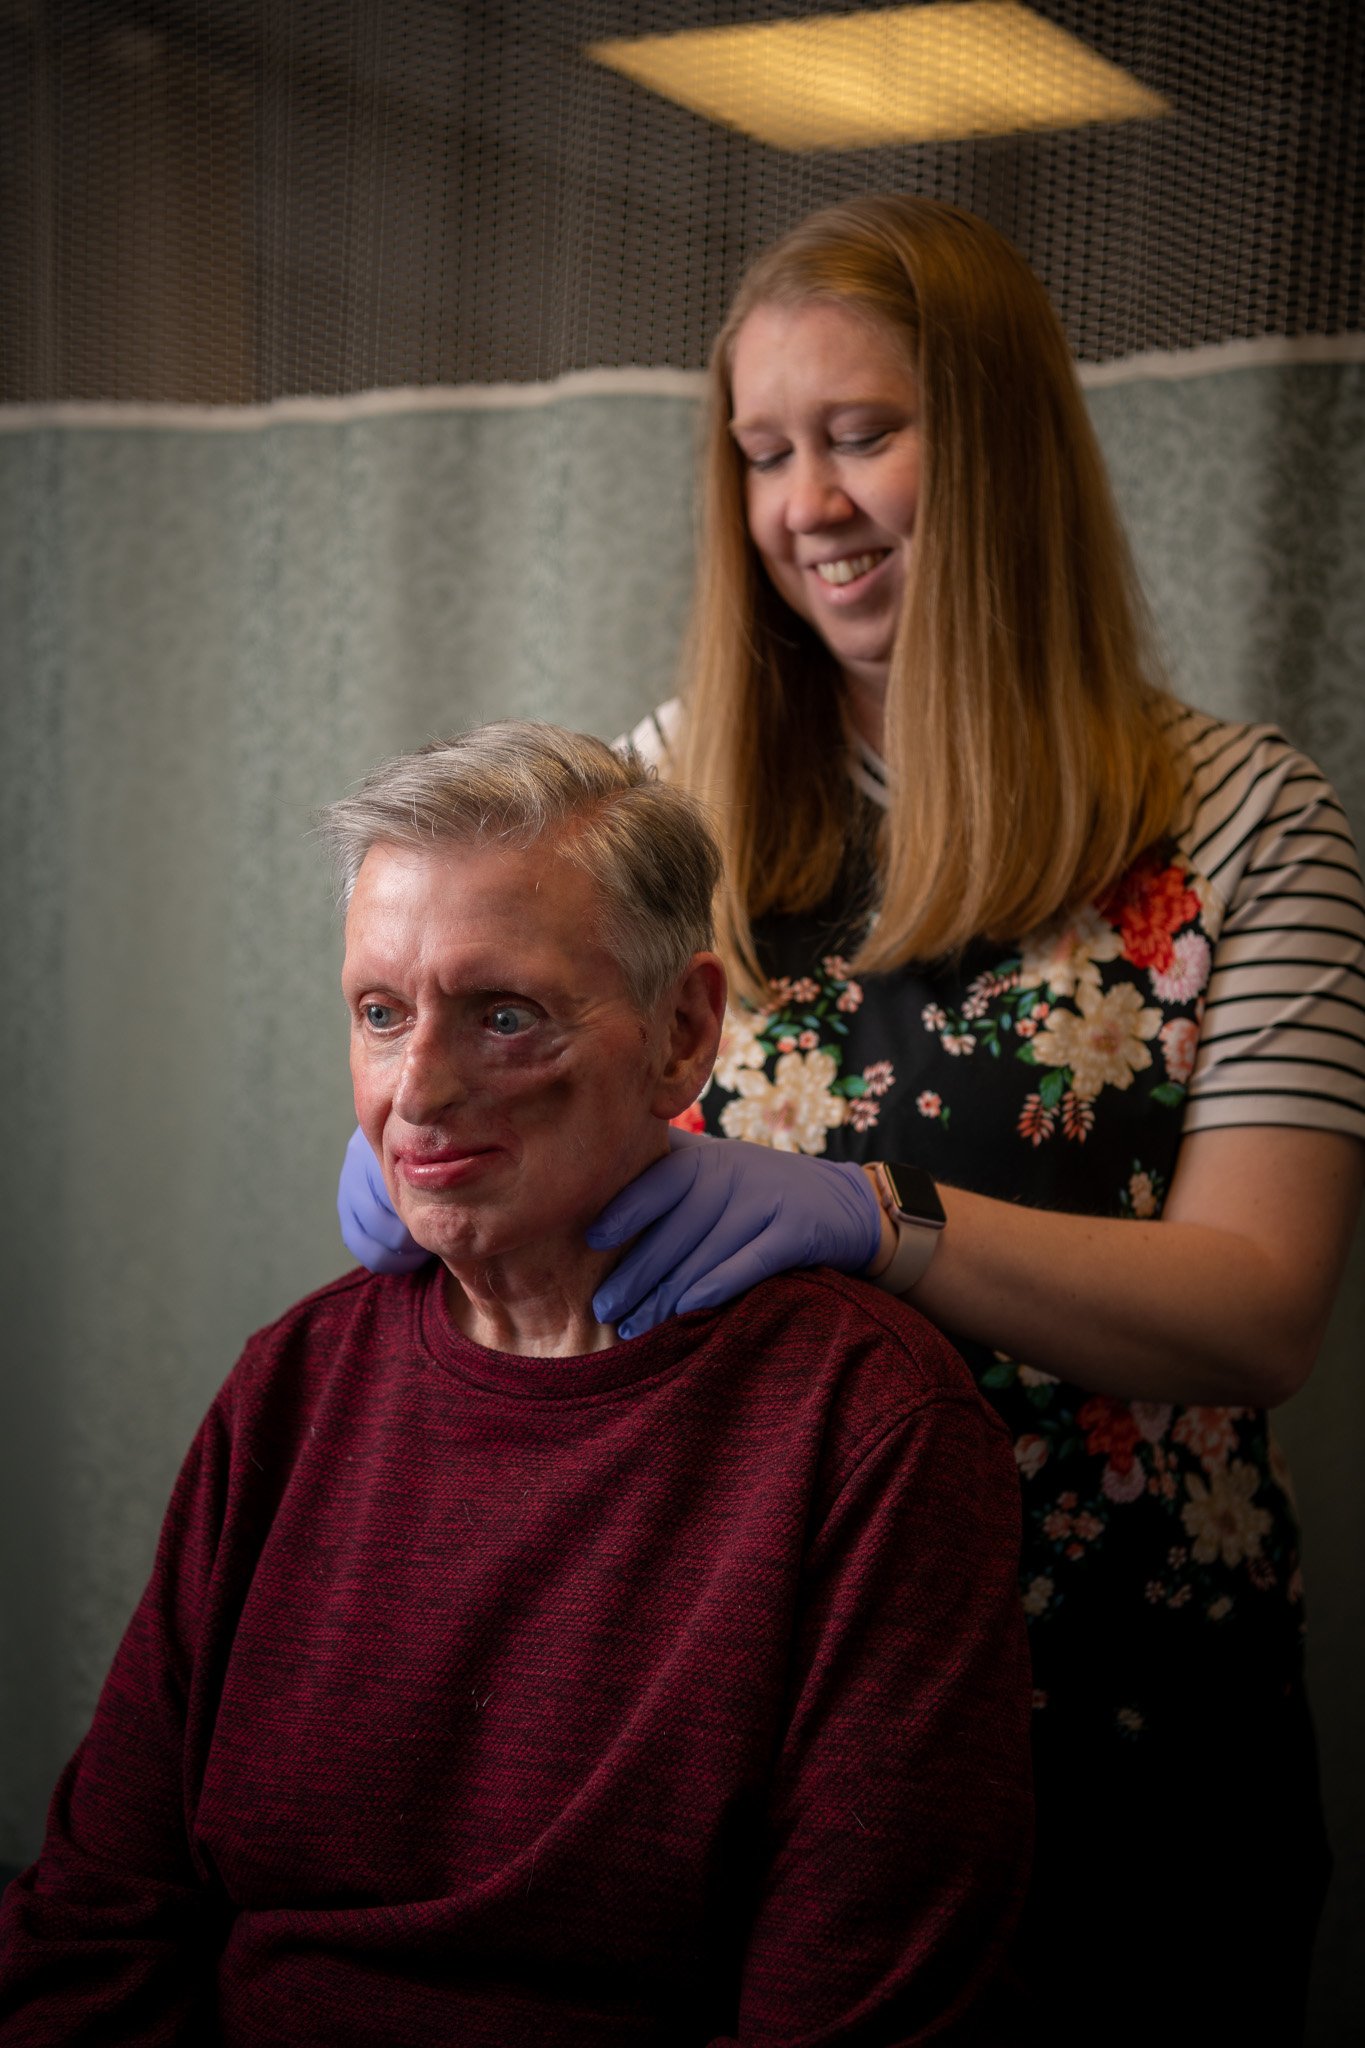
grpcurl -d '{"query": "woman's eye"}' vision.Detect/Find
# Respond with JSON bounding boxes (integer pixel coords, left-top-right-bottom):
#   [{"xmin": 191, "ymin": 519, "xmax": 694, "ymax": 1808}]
[
  {"xmin": 488, "ymin": 1005, "xmax": 536, "ymax": 1037},
  {"xmin": 836, "ymin": 431, "xmax": 888, "ymax": 454},
  {"xmin": 743, "ymin": 447, "xmax": 787, "ymax": 474}
]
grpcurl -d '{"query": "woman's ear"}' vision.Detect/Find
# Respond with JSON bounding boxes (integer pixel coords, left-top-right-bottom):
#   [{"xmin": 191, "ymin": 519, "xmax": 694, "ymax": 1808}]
[{"xmin": 650, "ymin": 953, "xmax": 727, "ymax": 1123}]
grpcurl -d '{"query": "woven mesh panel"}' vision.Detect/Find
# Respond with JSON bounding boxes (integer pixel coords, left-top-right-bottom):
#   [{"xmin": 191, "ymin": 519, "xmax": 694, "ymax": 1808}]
[{"xmin": 2, "ymin": 0, "xmax": 1361, "ymax": 402}]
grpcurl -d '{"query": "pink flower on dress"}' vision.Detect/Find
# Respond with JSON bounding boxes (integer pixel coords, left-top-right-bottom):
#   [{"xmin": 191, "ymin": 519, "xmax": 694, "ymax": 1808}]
[
  {"xmin": 1150, "ymin": 930, "xmax": 1212, "ymax": 1005},
  {"xmin": 846, "ymin": 1095, "xmax": 881, "ymax": 1133},
  {"xmin": 797, "ymin": 1030, "xmax": 819, "ymax": 1050},
  {"xmin": 788, "ymin": 977, "xmax": 821, "ymax": 1004},
  {"xmin": 863, "ymin": 1060, "xmax": 896, "ymax": 1097},
  {"xmin": 916, "ymin": 1089, "xmax": 942, "ymax": 1118},
  {"xmin": 1102, "ymin": 1459, "xmax": 1148, "ymax": 1503},
  {"xmin": 1015, "ymin": 1435, "xmax": 1049, "ymax": 1480},
  {"xmin": 836, "ymin": 981, "xmax": 863, "ymax": 1013},
  {"xmin": 1172, "ymin": 1406, "xmax": 1242, "ymax": 1468},
  {"xmin": 1133, "ymin": 1402, "xmax": 1173, "ymax": 1444},
  {"xmin": 1160, "ymin": 1015, "xmax": 1200, "ymax": 1087}
]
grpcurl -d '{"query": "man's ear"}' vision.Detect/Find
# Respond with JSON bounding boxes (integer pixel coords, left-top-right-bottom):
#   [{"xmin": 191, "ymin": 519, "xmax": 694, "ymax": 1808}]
[{"xmin": 650, "ymin": 952, "xmax": 727, "ymax": 1123}]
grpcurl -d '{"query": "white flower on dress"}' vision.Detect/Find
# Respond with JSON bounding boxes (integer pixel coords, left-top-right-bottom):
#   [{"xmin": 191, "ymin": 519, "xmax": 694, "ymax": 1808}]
[
  {"xmin": 941, "ymin": 1032, "xmax": 977, "ymax": 1057},
  {"xmin": 718, "ymin": 1048, "xmax": 848, "ymax": 1155},
  {"xmin": 713, "ymin": 1006, "xmax": 772, "ymax": 1092},
  {"xmin": 1189, "ymin": 871, "xmax": 1225, "ymax": 937},
  {"xmin": 1150, "ymin": 930, "xmax": 1212, "ymax": 1005},
  {"xmin": 1031, "ymin": 982, "xmax": 1162, "ymax": 1100},
  {"xmin": 1022, "ymin": 1575, "xmax": 1055, "ymax": 1617},
  {"xmin": 1018, "ymin": 906, "xmax": 1123, "ymax": 999},
  {"xmin": 1128, "ymin": 1169, "xmax": 1158, "ymax": 1218},
  {"xmin": 1181, "ymin": 1461, "xmax": 1273, "ymax": 1568}
]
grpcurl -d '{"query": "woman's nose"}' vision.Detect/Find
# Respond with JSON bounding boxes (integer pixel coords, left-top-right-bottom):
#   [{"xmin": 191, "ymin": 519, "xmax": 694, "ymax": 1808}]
[{"xmin": 783, "ymin": 455, "xmax": 853, "ymax": 532}]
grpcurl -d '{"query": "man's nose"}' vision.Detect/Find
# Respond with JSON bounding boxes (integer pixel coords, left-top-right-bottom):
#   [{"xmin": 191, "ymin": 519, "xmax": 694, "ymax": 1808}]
[
  {"xmin": 391, "ymin": 1020, "xmax": 472, "ymax": 1127},
  {"xmin": 784, "ymin": 453, "xmax": 854, "ymax": 533}
]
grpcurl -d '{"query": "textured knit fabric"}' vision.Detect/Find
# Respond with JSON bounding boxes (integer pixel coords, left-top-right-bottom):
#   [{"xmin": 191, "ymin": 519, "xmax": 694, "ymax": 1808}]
[
  {"xmin": 627, "ymin": 698, "xmax": 1360, "ymax": 2040},
  {"xmin": 0, "ymin": 1264, "xmax": 1031, "ymax": 2047}
]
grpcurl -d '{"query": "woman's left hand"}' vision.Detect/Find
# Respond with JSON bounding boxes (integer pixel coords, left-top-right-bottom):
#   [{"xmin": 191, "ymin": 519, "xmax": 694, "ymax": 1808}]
[{"xmin": 588, "ymin": 1128, "xmax": 883, "ymax": 1337}]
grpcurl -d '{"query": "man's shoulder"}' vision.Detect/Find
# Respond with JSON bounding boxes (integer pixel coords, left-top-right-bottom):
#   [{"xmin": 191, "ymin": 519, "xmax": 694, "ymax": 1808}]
[
  {"xmin": 725, "ymin": 1265, "xmax": 1005, "ymax": 1433},
  {"xmin": 226, "ymin": 1265, "xmax": 426, "ymax": 1411}
]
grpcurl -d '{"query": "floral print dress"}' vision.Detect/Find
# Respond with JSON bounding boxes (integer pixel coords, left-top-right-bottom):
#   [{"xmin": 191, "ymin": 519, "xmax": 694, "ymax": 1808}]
[{"xmin": 671, "ymin": 708, "xmax": 1365, "ymax": 1769}]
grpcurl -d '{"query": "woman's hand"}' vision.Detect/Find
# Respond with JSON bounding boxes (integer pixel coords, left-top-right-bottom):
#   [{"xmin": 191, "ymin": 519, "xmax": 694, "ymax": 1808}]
[
  {"xmin": 587, "ymin": 1129, "xmax": 883, "ymax": 1337},
  {"xmin": 337, "ymin": 1125, "xmax": 428, "ymax": 1274}
]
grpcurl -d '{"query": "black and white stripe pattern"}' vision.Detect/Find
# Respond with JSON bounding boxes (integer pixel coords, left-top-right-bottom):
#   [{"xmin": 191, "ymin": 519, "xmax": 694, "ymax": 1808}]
[
  {"xmin": 630, "ymin": 699, "xmax": 1365, "ymax": 1142},
  {"xmin": 1171, "ymin": 707, "xmax": 1365, "ymax": 1139}
]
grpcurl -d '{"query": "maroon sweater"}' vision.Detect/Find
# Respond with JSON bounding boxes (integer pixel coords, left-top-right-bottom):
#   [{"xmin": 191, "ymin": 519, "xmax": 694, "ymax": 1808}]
[{"xmin": 0, "ymin": 1265, "xmax": 1030, "ymax": 2045}]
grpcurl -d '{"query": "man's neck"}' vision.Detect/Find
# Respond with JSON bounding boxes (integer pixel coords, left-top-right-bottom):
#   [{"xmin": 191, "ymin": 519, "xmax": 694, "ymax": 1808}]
[{"xmin": 441, "ymin": 1234, "xmax": 625, "ymax": 1357}]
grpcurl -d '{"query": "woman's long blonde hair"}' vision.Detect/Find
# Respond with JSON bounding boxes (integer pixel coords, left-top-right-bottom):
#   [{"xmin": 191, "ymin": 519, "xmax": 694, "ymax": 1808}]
[{"xmin": 679, "ymin": 194, "xmax": 1182, "ymax": 1000}]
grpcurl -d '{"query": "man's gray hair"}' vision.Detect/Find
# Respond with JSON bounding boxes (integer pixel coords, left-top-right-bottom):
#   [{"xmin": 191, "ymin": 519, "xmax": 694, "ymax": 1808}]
[{"xmin": 317, "ymin": 721, "xmax": 720, "ymax": 1012}]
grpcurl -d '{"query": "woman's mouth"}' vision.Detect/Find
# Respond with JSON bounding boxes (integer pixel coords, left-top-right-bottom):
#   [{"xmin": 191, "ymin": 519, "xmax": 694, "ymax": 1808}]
[{"xmin": 811, "ymin": 549, "xmax": 892, "ymax": 588}]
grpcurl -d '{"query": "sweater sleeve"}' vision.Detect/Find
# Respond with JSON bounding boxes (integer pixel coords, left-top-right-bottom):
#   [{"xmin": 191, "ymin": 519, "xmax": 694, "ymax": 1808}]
[
  {"xmin": 720, "ymin": 1391, "xmax": 1032, "ymax": 2048},
  {"xmin": 0, "ymin": 1401, "xmax": 236, "ymax": 2045}
]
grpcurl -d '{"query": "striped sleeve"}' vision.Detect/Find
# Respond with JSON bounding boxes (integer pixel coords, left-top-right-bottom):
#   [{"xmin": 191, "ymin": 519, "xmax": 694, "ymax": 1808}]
[{"xmin": 1175, "ymin": 709, "xmax": 1365, "ymax": 1141}]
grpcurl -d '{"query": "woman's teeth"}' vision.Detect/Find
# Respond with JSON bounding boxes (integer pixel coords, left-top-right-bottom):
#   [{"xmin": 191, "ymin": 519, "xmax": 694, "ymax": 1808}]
[{"xmin": 814, "ymin": 551, "xmax": 887, "ymax": 586}]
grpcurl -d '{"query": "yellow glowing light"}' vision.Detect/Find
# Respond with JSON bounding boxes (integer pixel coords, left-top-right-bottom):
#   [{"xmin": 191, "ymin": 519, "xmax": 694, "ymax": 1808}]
[{"xmin": 589, "ymin": 2, "xmax": 1169, "ymax": 151}]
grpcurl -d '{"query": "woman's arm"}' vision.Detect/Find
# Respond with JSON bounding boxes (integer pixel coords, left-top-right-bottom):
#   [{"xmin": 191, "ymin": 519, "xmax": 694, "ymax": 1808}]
[{"xmin": 888, "ymin": 1123, "xmax": 1364, "ymax": 1408}]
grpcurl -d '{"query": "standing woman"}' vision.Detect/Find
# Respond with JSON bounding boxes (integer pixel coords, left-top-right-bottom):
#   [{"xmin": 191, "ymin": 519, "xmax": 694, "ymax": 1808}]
[{"xmin": 341, "ymin": 197, "xmax": 1365, "ymax": 2040}]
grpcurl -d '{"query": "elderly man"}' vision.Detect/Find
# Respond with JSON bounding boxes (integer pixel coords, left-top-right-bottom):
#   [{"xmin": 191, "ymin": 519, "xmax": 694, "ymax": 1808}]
[{"xmin": 0, "ymin": 724, "xmax": 1030, "ymax": 2045}]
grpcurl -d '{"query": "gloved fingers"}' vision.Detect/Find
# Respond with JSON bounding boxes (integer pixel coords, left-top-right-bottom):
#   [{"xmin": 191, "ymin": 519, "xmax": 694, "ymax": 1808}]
[
  {"xmin": 584, "ymin": 1140, "xmax": 708, "ymax": 1251},
  {"xmin": 675, "ymin": 1238, "xmax": 788, "ymax": 1315},
  {"xmin": 338, "ymin": 1124, "xmax": 424, "ymax": 1270},
  {"xmin": 604, "ymin": 1209, "xmax": 765, "ymax": 1335}
]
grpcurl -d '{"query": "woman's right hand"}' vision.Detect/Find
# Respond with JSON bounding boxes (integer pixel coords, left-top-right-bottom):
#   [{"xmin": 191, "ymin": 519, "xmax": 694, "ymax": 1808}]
[{"xmin": 337, "ymin": 1125, "xmax": 428, "ymax": 1274}]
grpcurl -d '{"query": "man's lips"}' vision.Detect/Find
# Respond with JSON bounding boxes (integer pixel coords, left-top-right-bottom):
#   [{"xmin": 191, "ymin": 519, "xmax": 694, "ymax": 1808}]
[{"xmin": 395, "ymin": 1145, "xmax": 503, "ymax": 1191}]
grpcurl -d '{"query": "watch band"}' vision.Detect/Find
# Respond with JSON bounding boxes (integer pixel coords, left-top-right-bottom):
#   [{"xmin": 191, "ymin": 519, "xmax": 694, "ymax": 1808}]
[{"xmin": 867, "ymin": 1160, "xmax": 946, "ymax": 1295}]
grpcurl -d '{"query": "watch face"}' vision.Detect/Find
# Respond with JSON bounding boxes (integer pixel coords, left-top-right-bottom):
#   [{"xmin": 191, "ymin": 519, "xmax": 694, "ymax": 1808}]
[{"xmin": 882, "ymin": 1161, "xmax": 946, "ymax": 1229}]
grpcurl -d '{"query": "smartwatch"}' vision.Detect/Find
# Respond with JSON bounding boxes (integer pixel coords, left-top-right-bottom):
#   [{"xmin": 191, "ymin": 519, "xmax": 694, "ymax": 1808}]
[{"xmin": 867, "ymin": 1160, "xmax": 946, "ymax": 1294}]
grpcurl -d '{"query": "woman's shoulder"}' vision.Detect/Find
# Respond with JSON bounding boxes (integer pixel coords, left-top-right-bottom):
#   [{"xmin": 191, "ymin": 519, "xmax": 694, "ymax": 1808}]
[{"xmin": 1166, "ymin": 703, "xmax": 1354, "ymax": 888}]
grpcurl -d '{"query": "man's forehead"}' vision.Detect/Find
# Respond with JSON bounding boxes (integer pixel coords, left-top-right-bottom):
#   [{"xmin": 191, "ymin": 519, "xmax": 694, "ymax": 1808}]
[{"xmin": 342, "ymin": 836, "xmax": 613, "ymax": 986}]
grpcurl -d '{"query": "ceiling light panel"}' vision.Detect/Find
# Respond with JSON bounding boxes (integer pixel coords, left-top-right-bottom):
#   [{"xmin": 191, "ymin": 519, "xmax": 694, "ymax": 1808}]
[{"xmin": 589, "ymin": 2, "xmax": 1169, "ymax": 152}]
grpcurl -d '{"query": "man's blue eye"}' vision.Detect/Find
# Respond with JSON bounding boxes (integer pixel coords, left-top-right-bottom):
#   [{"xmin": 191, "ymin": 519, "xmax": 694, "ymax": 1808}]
[
  {"xmin": 363, "ymin": 1003, "xmax": 397, "ymax": 1029},
  {"xmin": 489, "ymin": 1006, "xmax": 532, "ymax": 1036}
]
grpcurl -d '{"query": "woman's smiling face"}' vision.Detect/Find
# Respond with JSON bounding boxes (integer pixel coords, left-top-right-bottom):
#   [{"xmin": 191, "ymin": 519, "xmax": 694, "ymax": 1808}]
[{"xmin": 729, "ymin": 297, "xmax": 922, "ymax": 705}]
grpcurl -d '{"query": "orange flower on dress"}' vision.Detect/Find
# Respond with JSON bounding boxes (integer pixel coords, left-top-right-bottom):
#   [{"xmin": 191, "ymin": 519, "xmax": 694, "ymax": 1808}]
[
  {"xmin": 1099, "ymin": 854, "xmax": 1201, "ymax": 974},
  {"xmin": 1078, "ymin": 1395, "xmax": 1142, "ymax": 1474}
]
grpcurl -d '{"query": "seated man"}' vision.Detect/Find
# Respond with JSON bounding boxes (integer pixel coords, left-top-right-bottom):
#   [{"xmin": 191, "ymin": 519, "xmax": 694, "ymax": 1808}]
[{"xmin": 0, "ymin": 723, "xmax": 1031, "ymax": 2045}]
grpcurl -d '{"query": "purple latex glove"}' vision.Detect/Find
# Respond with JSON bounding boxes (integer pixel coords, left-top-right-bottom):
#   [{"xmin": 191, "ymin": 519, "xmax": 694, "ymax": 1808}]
[
  {"xmin": 588, "ymin": 1128, "xmax": 882, "ymax": 1337},
  {"xmin": 337, "ymin": 1124, "xmax": 429, "ymax": 1275}
]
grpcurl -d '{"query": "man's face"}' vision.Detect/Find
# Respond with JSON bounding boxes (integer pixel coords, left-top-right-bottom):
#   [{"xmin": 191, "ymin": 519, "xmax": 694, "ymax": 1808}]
[{"xmin": 343, "ymin": 838, "xmax": 673, "ymax": 1268}]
